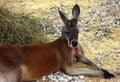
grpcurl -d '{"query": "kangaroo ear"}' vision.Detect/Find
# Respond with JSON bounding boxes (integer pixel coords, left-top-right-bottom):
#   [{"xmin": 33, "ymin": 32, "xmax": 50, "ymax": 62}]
[
  {"xmin": 72, "ymin": 4, "xmax": 80, "ymax": 19},
  {"xmin": 58, "ymin": 8, "xmax": 68, "ymax": 24}
]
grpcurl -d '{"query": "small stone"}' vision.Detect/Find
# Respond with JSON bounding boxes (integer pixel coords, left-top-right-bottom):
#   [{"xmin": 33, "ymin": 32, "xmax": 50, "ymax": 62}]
[
  {"xmin": 91, "ymin": 47, "xmax": 95, "ymax": 51},
  {"xmin": 101, "ymin": 12, "xmax": 106, "ymax": 16},
  {"xmin": 42, "ymin": 76, "xmax": 47, "ymax": 81},
  {"xmin": 79, "ymin": 75, "xmax": 84, "ymax": 79}
]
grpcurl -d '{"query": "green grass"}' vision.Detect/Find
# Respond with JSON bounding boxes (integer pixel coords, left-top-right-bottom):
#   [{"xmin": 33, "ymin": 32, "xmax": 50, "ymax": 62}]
[{"xmin": 0, "ymin": 7, "xmax": 49, "ymax": 44}]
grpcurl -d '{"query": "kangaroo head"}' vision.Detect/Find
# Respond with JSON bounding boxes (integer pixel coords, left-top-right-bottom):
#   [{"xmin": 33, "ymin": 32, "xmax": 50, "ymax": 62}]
[{"xmin": 58, "ymin": 4, "xmax": 80, "ymax": 48}]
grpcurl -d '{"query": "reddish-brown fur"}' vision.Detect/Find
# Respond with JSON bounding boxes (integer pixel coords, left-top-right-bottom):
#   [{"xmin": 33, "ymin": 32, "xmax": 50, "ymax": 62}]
[
  {"xmin": 0, "ymin": 45, "xmax": 22, "ymax": 82},
  {"xmin": 0, "ymin": 37, "xmax": 84, "ymax": 81}
]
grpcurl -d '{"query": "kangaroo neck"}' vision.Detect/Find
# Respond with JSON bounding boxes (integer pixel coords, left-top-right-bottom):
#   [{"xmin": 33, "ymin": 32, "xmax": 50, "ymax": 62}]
[{"xmin": 52, "ymin": 37, "xmax": 72, "ymax": 50}]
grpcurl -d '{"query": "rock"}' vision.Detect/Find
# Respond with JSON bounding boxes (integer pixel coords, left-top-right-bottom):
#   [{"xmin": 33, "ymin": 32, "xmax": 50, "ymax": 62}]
[
  {"xmin": 100, "ymin": 12, "xmax": 106, "ymax": 17},
  {"xmin": 79, "ymin": 75, "xmax": 84, "ymax": 79},
  {"xmin": 41, "ymin": 71, "xmax": 85, "ymax": 81}
]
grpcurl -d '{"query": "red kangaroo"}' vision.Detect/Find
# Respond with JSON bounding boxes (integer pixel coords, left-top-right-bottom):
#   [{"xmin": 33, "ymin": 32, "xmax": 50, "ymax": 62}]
[{"xmin": 0, "ymin": 4, "xmax": 115, "ymax": 82}]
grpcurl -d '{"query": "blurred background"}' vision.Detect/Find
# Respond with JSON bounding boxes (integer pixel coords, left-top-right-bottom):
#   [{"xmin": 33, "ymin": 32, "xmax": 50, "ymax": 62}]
[{"xmin": 0, "ymin": 0, "xmax": 120, "ymax": 81}]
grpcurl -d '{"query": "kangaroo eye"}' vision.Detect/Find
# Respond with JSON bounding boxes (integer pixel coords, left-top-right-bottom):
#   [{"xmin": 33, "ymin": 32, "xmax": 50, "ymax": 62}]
[{"xmin": 65, "ymin": 31, "xmax": 69, "ymax": 35}]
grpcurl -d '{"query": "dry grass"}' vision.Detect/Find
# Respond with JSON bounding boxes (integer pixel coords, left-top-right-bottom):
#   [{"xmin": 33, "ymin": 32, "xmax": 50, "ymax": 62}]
[
  {"xmin": 1, "ymin": 0, "xmax": 100, "ymax": 17},
  {"xmin": 0, "ymin": 7, "xmax": 49, "ymax": 44}
]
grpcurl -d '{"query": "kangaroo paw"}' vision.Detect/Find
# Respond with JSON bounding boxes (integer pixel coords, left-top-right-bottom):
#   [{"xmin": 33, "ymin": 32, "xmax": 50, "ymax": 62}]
[{"xmin": 102, "ymin": 69, "xmax": 115, "ymax": 79}]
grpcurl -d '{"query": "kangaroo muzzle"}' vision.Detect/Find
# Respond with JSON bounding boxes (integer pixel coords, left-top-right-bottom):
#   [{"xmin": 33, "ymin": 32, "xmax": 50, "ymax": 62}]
[{"xmin": 71, "ymin": 40, "xmax": 78, "ymax": 48}]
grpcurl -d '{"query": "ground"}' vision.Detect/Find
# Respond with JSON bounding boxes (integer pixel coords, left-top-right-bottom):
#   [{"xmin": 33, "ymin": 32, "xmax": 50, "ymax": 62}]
[{"xmin": 0, "ymin": 0, "xmax": 120, "ymax": 82}]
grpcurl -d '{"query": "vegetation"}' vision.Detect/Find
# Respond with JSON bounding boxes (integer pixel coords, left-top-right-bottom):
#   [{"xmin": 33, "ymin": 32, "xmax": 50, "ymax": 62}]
[{"xmin": 0, "ymin": 7, "xmax": 49, "ymax": 44}]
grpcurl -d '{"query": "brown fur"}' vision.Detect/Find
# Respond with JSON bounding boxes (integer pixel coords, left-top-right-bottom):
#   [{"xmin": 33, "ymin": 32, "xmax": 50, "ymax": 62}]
[
  {"xmin": 0, "ymin": 37, "xmax": 84, "ymax": 81},
  {"xmin": 0, "ymin": 45, "xmax": 22, "ymax": 82}
]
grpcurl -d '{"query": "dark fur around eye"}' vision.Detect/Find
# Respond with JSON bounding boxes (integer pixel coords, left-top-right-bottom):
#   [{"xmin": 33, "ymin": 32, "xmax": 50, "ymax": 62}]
[{"xmin": 65, "ymin": 31, "xmax": 69, "ymax": 35}]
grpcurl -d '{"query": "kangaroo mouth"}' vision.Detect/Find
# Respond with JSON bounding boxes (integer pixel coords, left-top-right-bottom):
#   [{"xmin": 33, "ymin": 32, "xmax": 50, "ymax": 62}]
[
  {"xmin": 69, "ymin": 41, "xmax": 79, "ymax": 48},
  {"xmin": 66, "ymin": 37, "xmax": 78, "ymax": 48}
]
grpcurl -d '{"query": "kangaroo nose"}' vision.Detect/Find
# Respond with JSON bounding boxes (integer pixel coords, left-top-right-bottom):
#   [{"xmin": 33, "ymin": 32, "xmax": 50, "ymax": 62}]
[{"xmin": 71, "ymin": 40, "xmax": 78, "ymax": 47}]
